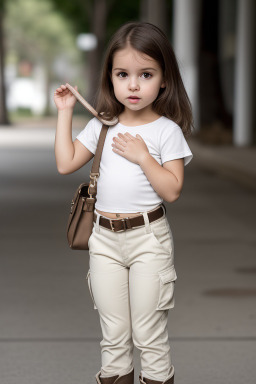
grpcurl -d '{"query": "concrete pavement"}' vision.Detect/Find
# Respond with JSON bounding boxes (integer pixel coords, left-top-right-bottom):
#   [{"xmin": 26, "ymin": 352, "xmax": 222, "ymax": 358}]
[
  {"xmin": 188, "ymin": 137, "xmax": 256, "ymax": 191},
  {"xmin": 0, "ymin": 118, "xmax": 256, "ymax": 384}
]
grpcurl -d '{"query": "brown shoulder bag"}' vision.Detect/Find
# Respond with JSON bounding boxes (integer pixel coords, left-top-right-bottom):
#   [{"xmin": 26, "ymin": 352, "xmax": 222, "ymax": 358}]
[{"xmin": 66, "ymin": 124, "xmax": 109, "ymax": 250}]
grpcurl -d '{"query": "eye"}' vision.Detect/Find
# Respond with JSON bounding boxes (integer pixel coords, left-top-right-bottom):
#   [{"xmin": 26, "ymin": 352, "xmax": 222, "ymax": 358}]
[
  {"xmin": 141, "ymin": 72, "xmax": 152, "ymax": 79},
  {"xmin": 117, "ymin": 72, "xmax": 127, "ymax": 78}
]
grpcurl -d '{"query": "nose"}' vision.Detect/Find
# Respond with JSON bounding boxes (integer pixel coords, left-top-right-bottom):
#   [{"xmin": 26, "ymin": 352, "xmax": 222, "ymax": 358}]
[{"xmin": 128, "ymin": 76, "xmax": 140, "ymax": 91}]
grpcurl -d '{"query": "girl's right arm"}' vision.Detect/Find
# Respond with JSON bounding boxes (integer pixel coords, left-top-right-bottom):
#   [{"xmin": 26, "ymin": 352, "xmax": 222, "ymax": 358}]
[{"xmin": 54, "ymin": 84, "xmax": 94, "ymax": 175}]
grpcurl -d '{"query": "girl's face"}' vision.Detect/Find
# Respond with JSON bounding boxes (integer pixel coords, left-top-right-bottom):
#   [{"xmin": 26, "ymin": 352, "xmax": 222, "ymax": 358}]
[{"xmin": 111, "ymin": 46, "xmax": 165, "ymax": 114}]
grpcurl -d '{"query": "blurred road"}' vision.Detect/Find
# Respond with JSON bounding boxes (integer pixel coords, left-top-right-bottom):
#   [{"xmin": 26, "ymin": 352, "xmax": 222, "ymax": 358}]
[{"xmin": 0, "ymin": 118, "xmax": 256, "ymax": 384}]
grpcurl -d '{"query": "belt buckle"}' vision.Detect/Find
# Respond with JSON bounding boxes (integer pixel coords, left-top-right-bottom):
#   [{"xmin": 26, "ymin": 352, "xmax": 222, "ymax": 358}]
[{"xmin": 110, "ymin": 218, "xmax": 126, "ymax": 232}]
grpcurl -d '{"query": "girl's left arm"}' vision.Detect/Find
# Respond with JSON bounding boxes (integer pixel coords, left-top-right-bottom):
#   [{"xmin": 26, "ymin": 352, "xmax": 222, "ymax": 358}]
[
  {"xmin": 112, "ymin": 132, "xmax": 184, "ymax": 203},
  {"xmin": 140, "ymin": 155, "xmax": 184, "ymax": 203}
]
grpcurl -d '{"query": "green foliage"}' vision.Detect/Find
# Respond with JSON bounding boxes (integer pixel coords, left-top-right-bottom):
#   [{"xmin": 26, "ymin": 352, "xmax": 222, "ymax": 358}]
[
  {"xmin": 106, "ymin": 0, "xmax": 140, "ymax": 44},
  {"xmin": 0, "ymin": 0, "xmax": 6, "ymax": 12},
  {"xmin": 50, "ymin": 0, "xmax": 140, "ymax": 47},
  {"xmin": 50, "ymin": 0, "xmax": 92, "ymax": 34},
  {"xmin": 4, "ymin": 0, "xmax": 81, "ymax": 65}
]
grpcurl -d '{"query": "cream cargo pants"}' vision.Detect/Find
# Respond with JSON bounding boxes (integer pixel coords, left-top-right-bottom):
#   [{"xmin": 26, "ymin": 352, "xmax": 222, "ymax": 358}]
[{"xmin": 86, "ymin": 206, "xmax": 177, "ymax": 382}]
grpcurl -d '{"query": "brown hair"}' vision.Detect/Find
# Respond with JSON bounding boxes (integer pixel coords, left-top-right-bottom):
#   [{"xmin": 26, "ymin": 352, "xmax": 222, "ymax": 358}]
[{"xmin": 96, "ymin": 22, "xmax": 194, "ymax": 138}]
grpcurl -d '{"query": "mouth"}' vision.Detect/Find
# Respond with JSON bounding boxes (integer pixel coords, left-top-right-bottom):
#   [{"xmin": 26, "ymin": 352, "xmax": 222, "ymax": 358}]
[{"xmin": 127, "ymin": 96, "xmax": 141, "ymax": 103}]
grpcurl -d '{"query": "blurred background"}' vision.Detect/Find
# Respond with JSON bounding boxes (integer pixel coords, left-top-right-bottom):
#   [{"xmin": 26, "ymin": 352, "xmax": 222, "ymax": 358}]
[
  {"xmin": 0, "ymin": 0, "xmax": 256, "ymax": 145},
  {"xmin": 0, "ymin": 1, "xmax": 256, "ymax": 384}
]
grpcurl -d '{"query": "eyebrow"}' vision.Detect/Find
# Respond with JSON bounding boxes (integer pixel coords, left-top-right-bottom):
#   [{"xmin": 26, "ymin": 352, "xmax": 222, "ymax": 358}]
[{"xmin": 113, "ymin": 67, "xmax": 157, "ymax": 72}]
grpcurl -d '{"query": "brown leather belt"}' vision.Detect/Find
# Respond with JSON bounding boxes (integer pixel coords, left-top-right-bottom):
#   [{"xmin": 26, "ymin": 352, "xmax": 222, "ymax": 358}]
[{"xmin": 93, "ymin": 204, "xmax": 165, "ymax": 232}]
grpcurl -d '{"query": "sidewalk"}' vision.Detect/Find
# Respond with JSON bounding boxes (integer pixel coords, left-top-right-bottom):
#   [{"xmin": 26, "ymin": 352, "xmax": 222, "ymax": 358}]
[
  {"xmin": 0, "ymin": 118, "xmax": 256, "ymax": 384},
  {"xmin": 0, "ymin": 116, "xmax": 86, "ymax": 148},
  {"xmin": 188, "ymin": 137, "xmax": 256, "ymax": 190}
]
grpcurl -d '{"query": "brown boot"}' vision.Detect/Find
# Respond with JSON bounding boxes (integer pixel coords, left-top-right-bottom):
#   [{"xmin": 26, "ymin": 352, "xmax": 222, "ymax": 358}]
[
  {"xmin": 95, "ymin": 368, "xmax": 134, "ymax": 384},
  {"xmin": 139, "ymin": 373, "xmax": 174, "ymax": 384}
]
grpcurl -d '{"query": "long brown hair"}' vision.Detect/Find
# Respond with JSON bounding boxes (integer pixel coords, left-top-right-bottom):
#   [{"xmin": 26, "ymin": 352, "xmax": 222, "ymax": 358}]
[{"xmin": 96, "ymin": 22, "xmax": 194, "ymax": 138}]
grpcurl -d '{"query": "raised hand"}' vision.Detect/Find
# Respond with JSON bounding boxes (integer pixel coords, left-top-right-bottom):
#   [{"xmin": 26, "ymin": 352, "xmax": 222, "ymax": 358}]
[{"xmin": 54, "ymin": 84, "xmax": 78, "ymax": 111}]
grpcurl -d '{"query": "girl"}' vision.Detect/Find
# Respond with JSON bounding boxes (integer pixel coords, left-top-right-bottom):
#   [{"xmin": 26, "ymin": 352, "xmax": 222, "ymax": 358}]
[{"xmin": 54, "ymin": 22, "xmax": 193, "ymax": 384}]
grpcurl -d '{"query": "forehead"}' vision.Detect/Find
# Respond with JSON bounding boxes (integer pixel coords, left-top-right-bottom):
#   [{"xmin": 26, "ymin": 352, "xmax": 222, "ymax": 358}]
[{"xmin": 112, "ymin": 46, "xmax": 160, "ymax": 70}]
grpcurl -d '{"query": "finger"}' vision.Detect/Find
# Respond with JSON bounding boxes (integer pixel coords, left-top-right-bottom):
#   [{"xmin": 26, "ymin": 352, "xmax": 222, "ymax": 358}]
[
  {"xmin": 123, "ymin": 132, "xmax": 135, "ymax": 140},
  {"xmin": 117, "ymin": 133, "xmax": 133, "ymax": 142},
  {"xmin": 112, "ymin": 142, "xmax": 125, "ymax": 151},
  {"xmin": 61, "ymin": 84, "xmax": 67, "ymax": 90},
  {"xmin": 117, "ymin": 133, "xmax": 130, "ymax": 142},
  {"xmin": 113, "ymin": 137, "xmax": 126, "ymax": 146},
  {"xmin": 136, "ymin": 134, "xmax": 144, "ymax": 141},
  {"xmin": 112, "ymin": 147, "xmax": 125, "ymax": 157}
]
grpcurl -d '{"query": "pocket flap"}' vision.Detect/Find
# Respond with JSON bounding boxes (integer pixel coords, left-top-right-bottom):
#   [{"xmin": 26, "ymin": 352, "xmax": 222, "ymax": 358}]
[{"xmin": 159, "ymin": 265, "xmax": 177, "ymax": 284}]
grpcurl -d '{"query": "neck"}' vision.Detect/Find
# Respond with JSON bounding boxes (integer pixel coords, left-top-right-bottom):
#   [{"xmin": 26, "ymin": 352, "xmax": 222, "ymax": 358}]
[{"xmin": 119, "ymin": 107, "xmax": 161, "ymax": 126}]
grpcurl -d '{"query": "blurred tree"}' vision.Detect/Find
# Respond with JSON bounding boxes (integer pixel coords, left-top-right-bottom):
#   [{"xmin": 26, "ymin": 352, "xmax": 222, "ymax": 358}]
[
  {"xmin": 0, "ymin": 0, "xmax": 9, "ymax": 125},
  {"xmin": 50, "ymin": 0, "xmax": 140, "ymax": 104},
  {"xmin": 1, "ymin": 0, "xmax": 172, "ymax": 122},
  {"xmin": 5, "ymin": 0, "xmax": 82, "ymax": 116}
]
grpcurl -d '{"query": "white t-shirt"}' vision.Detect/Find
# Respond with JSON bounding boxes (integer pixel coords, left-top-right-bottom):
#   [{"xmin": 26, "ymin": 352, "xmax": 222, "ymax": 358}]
[{"xmin": 76, "ymin": 116, "xmax": 193, "ymax": 213}]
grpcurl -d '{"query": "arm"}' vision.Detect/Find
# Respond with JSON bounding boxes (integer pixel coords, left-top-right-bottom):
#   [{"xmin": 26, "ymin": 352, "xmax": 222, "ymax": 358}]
[
  {"xmin": 139, "ymin": 155, "xmax": 184, "ymax": 202},
  {"xmin": 54, "ymin": 84, "xmax": 94, "ymax": 174},
  {"xmin": 112, "ymin": 132, "xmax": 184, "ymax": 202}
]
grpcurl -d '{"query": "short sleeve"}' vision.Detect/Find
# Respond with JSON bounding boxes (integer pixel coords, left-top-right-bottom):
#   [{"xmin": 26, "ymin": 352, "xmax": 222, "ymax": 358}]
[
  {"xmin": 159, "ymin": 123, "xmax": 193, "ymax": 166},
  {"xmin": 75, "ymin": 118, "xmax": 101, "ymax": 154}
]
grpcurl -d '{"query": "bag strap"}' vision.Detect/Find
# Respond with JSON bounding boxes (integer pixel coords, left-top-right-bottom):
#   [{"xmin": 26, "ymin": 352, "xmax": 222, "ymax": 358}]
[
  {"xmin": 88, "ymin": 124, "xmax": 109, "ymax": 197},
  {"xmin": 91, "ymin": 124, "xmax": 109, "ymax": 174}
]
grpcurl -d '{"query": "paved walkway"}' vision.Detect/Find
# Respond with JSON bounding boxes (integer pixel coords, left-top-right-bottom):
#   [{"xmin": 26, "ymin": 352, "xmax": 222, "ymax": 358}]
[
  {"xmin": 0, "ymin": 118, "xmax": 255, "ymax": 384},
  {"xmin": 188, "ymin": 137, "xmax": 256, "ymax": 191}
]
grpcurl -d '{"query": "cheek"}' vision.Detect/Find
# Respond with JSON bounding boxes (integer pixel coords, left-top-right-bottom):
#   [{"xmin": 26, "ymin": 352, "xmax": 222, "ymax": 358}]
[
  {"xmin": 112, "ymin": 81, "xmax": 124, "ymax": 104},
  {"xmin": 112, "ymin": 79, "xmax": 122, "ymax": 96},
  {"xmin": 144, "ymin": 82, "xmax": 162, "ymax": 99}
]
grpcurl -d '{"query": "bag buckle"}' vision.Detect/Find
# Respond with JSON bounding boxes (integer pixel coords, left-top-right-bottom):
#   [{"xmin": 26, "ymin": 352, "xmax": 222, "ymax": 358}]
[
  {"xmin": 110, "ymin": 219, "xmax": 126, "ymax": 232},
  {"xmin": 89, "ymin": 175, "xmax": 98, "ymax": 188},
  {"xmin": 88, "ymin": 175, "xmax": 98, "ymax": 198}
]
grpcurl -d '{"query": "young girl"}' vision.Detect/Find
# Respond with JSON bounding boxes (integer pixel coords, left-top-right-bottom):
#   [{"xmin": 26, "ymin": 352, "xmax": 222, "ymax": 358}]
[{"xmin": 54, "ymin": 22, "xmax": 193, "ymax": 384}]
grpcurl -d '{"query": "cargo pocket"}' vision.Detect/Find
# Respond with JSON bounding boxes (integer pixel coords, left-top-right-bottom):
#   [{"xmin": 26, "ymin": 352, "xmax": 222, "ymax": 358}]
[
  {"xmin": 156, "ymin": 265, "xmax": 177, "ymax": 311},
  {"xmin": 86, "ymin": 270, "xmax": 98, "ymax": 310}
]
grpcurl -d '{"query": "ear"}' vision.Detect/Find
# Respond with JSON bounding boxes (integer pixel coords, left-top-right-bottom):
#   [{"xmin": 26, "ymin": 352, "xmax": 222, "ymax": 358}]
[{"xmin": 160, "ymin": 81, "xmax": 166, "ymax": 88}]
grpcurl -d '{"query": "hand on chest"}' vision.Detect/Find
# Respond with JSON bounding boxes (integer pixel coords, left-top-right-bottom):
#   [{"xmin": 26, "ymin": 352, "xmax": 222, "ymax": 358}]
[{"xmin": 105, "ymin": 128, "xmax": 159, "ymax": 166}]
